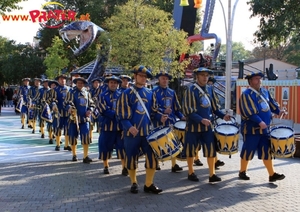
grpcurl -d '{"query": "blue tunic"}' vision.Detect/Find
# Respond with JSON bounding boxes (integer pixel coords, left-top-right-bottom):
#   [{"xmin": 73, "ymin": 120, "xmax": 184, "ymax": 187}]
[{"xmin": 152, "ymin": 86, "xmax": 184, "ymax": 127}]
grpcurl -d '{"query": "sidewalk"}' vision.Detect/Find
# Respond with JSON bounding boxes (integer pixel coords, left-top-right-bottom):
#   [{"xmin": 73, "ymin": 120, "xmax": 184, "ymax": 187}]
[{"xmin": 0, "ymin": 106, "xmax": 299, "ymax": 212}]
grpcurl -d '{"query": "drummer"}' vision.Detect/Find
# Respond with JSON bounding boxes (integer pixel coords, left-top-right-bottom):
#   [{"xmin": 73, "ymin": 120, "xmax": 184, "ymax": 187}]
[
  {"xmin": 17, "ymin": 78, "xmax": 31, "ymax": 129},
  {"xmin": 152, "ymin": 71, "xmax": 186, "ymax": 172},
  {"xmin": 182, "ymin": 67, "xmax": 230, "ymax": 183},
  {"xmin": 194, "ymin": 76, "xmax": 225, "ymax": 169},
  {"xmin": 238, "ymin": 72, "xmax": 285, "ymax": 182},
  {"xmin": 116, "ymin": 65, "xmax": 167, "ymax": 194}
]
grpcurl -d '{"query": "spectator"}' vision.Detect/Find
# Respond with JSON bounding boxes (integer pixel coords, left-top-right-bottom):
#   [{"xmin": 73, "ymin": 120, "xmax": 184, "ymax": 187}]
[
  {"xmin": 12, "ymin": 89, "xmax": 19, "ymax": 114},
  {"xmin": 6, "ymin": 86, "xmax": 14, "ymax": 107},
  {"xmin": 0, "ymin": 86, "xmax": 5, "ymax": 108}
]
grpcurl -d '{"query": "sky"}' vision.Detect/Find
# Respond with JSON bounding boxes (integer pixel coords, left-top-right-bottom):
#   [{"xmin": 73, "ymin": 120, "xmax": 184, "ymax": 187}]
[{"xmin": 0, "ymin": 0, "xmax": 260, "ymax": 50}]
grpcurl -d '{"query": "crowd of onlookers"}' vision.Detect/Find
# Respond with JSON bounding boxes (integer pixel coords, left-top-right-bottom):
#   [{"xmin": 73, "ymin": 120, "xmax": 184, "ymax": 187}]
[{"xmin": 0, "ymin": 86, "xmax": 19, "ymax": 115}]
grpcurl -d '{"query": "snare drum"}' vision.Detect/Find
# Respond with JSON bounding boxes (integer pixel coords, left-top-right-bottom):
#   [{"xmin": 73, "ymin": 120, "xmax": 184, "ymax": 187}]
[
  {"xmin": 146, "ymin": 126, "xmax": 182, "ymax": 161},
  {"xmin": 173, "ymin": 121, "xmax": 187, "ymax": 161},
  {"xmin": 214, "ymin": 123, "xmax": 239, "ymax": 156},
  {"xmin": 270, "ymin": 126, "xmax": 295, "ymax": 158}
]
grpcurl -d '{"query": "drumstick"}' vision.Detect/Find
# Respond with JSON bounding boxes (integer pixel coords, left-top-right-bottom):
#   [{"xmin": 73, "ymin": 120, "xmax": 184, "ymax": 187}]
[
  {"xmin": 157, "ymin": 111, "xmax": 173, "ymax": 120},
  {"xmin": 254, "ymin": 123, "xmax": 276, "ymax": 130}
]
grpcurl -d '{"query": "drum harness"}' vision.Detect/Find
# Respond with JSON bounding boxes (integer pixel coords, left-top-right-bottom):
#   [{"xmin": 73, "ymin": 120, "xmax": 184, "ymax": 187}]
[
  {"xmin": 131, "ymin": 87, "xmax": 154, "ymax": 131},
  {"xmin": 194, "ymin": 83, "xmax": 216, "ymax": 127}
]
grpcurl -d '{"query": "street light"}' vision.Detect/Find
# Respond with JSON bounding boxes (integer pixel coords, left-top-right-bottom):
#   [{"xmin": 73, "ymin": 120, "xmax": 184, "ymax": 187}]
[{"xmin": 218, "ymin": 0, "xmax": 240, "ymax": 110}]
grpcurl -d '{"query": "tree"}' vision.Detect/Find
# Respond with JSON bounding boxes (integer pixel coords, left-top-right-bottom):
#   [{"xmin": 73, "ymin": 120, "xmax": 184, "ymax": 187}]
[
  {"xmin": 43, "ymin": 36, "xmax": 69, "ymax": 79},
  {"xmin": 0, "ymin": 0, "xmax": 23, "ymax": 15},
  {"xmin": 283, "ymin": 43, "xmax": 300, "ymax": 66},
  {"xmin": 247, "ymin": 0, "xmax": 300, "ymax": 47},
  {"xmin": 218, "ymin": 42, "xmax": 253, "ymax": 61},
  {"xmin": 104, "ymin": 0, "xmax": 190, "ymax": 77},
  {"xmin": 1, "ymin": 44, "xmax": 45, "ymax": 84},
  {"xmin": 251, "ymin": 45, "xmax": 286, "ymax": 61}
]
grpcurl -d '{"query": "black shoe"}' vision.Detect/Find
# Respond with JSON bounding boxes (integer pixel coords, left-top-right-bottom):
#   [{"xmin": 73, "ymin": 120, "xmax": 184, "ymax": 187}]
[
  {"xmin": 49, "ymin": 139, "xmax": 53, "ymax": 144},
  {"xmin": 239, "ymin": 171, "xmax": 250, "ymax": 180},
  {"xmin": 209, "ymin": 174, "xmax": 222, "ymax": 183},
  {"xmin": 215, "ymin": 160, "xmax": 225, "ymax": 169},
  {"xmin": 85, "ymin": 156, "xmax": 92, "ymax": 162},
  {"xmin": 103, "ymin": 166, "xmax": 109, "ymax": 174},
  {"xmin": 72, "ymin": 155, "xmax": 78, "ymax": 161},
  {"xmin": 269, "ymin": 173, "xmax": 285, "ymax": 182},
  {"xmin": 60, "ymin": 141, "xmax": 62, "ymax": 144},
  {"xmin": 32, "ymin": 129, "xmax": 35, "ymax": 134},
  {"xmin": 171, "ymin": 164, "xmax": 183, "ymax": 172},
  {"xmin": 64, "ymin": 146, "xmax": 72, "ymax": 151},
  {"xmin": 156, "ymin": 165, "xmax": 161, "ymax": 171},
  {"xmin": 188, "ymin": 173, "xmax": 199, "ymax": 182},
  {"xmin": 28, "ymin": 125, "xmax": 32, "ymax": 129},
  {"xmin": 55, "ymin": 146, "xmax": 60, "ymax": 151},
  {"xmin": 144, "ymin": 184, "xmax": 163, "ymax": 194},
  {"xmin": 122, "ymin": 167, "xmax": 128, "ymax": 176},
  {"xmin": 194, "ymin": 159, "xmax": 203, "ymax": 166},
  {"xmin": 41, "ymin": 134, "xmax": 45, "ymax": 138},
  {"xmin": 83, "ymin": 157, "xmax": 92, "ymax": 164},
  {"xmin": 21, "ymin": 125, "xmax": 24, "ymax": 129},
  {"xmin": 130, "ymin": 183, "xmax": 138, "ymax": 194}
]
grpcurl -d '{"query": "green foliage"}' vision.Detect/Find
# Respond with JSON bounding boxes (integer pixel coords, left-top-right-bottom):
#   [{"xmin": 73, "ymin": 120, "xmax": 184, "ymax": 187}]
[
  {"xmin": 0, "ymin": 0, "xmax": 24, "ymax": 15},
  {"xmin": 218, "ymin": 42, "xmax": 254, "ymax": 61},
  {"xmin": 104, "ymin": 0, "xmax": 190, "ymax": 78},
  {"xmin": 43, "ymin": 36, "xmax": 69, "ymax": 79},
  {"xmin": 248, "ymin": 0, "xmax": 300, "ymax": 47},
  {"xmin": 283, "ymin": 43, "xmax": 300, "ymax": 66},
  {"xmin": 0, "ymin": 42, "xmax": 45, "ymax": 84}
]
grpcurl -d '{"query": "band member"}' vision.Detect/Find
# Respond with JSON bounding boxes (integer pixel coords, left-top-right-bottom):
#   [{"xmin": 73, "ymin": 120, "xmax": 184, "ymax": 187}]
[
  {"xmin": 89, "ymin": 78, "xmax": 102, "ymax": 140},
  {"xmin": 98, "ymin": 75, "xmax": 127, "ymax": 175},
  {"xmin": 152, "ymin": 71, "xmax": 185, "ymax": 172},
  {"xmin": 65, "ymin": 77, "xmax": 95, "ymax": 163},
  {"xmin": 118, "ymin": 75, "xmax": 132, "ymax": 92},
  {"xmin": 38, "ymin": 79, "xmax": 50, "ymax": 138},
  {"xmin": 17, "ymin": 78, "xmax": 31, "ymax": 129},
  {"xmin": 46, "ymin": 80, "xmax": 59, "ymax": 144},
  {"xmin": 182, "ymin": 67, "xmax": 230, "ymax": 183},
  {"xmin": 27, "ymin": 78, "xmax": 42, "ymax": 133},
  {"xmin": 239, "ymin": 72, "xmax": 285, "ymax": 182},
  {"xmin": 116, "ymin": 65, "xmax": 167, "ymax": 194},
  {"xmin": 194, "ymin": 76, "xmax": 225, "ymax": 169},
  {"xmin": 49, "ymin": 74, "xmax": 71, "ymax": 151}
]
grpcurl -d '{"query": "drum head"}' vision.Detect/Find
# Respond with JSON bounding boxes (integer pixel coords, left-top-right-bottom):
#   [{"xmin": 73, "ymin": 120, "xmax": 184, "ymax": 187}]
[
  {"xmin": 147, "ymin": 126, "xmax": 170, "ymax": 141},
  {"xmin": 215, "ymin": 123, "xmax": 239, "ymax": 136},
  {"xmin": 174, "ymin": 121, "xmax": 186, "ymax": 130},
  {"xmin": 270, "ymin": 126, "xmax": 294, "ymax": 139}
]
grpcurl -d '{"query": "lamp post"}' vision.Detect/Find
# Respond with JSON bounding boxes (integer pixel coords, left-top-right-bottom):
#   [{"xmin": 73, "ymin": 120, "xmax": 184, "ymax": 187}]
[{"xmin": 218, "ymin": 0, "xmax": 239, "ymax": 110}]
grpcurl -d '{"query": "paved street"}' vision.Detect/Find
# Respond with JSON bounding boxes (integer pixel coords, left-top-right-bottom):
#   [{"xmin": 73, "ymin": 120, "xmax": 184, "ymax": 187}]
[{"xmin": 0, "ymin": 106, "xmax": 299, "ymax": 212}]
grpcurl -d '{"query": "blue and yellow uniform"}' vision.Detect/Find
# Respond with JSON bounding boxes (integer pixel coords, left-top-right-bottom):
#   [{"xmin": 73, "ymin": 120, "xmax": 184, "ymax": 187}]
[
  {"xmin": 152, "ymin": 86, "xmax": 184, "ymax": 127},
  {"xmin": 238, "ymin": 72, "xmax": 285, "ymax": 182},
  {"xmin": 239, "ymin": 86, "xmax": 280, "ymax": 160},
  {"xmin": 17, "ymin": 78, "xmax": 31, "ymax": 128},
  {"xmin": 27, "ymin": 78, "xmax": 42, "ymax": 133},
  {"xmin": 152, "ymin": 72, "xmax": 185, "ymax": 172},
  {"xmin": 117, "ymin": 65, "xmax": 164, "ymax": 194},
  {"xmin": 89, "ymin": 78, "xmax": 102, "ymax": 137},
  {"xmin": 38, "ymin": 80, "xmax": 50, "ymax": 138},
  {"xmin": 182, "ymin": 83, "xmax": 224, "ymax": 158},
  {"xmin": 98, "ymin": 76, "xmax": 126, "ymax": 174},
  {"xmin": 182, "ymin": 67, "xmax": 227, "ymax": 183},
  {"xmin": 66, "ymin": 77, "xmax": 95, "ymax": 163},
  {"xmin": 49, "ymin": 75, "xmax": 71, "ymax": 151},
  {"xmin": 45, "ymin": 80, "xmax": 59, "ymax": 144}
]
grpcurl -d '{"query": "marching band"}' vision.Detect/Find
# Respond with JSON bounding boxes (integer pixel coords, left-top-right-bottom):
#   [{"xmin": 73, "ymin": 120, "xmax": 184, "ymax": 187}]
[{"xmin": 13, "ymin": 67, "xmax": 287, "ymax": 194}]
